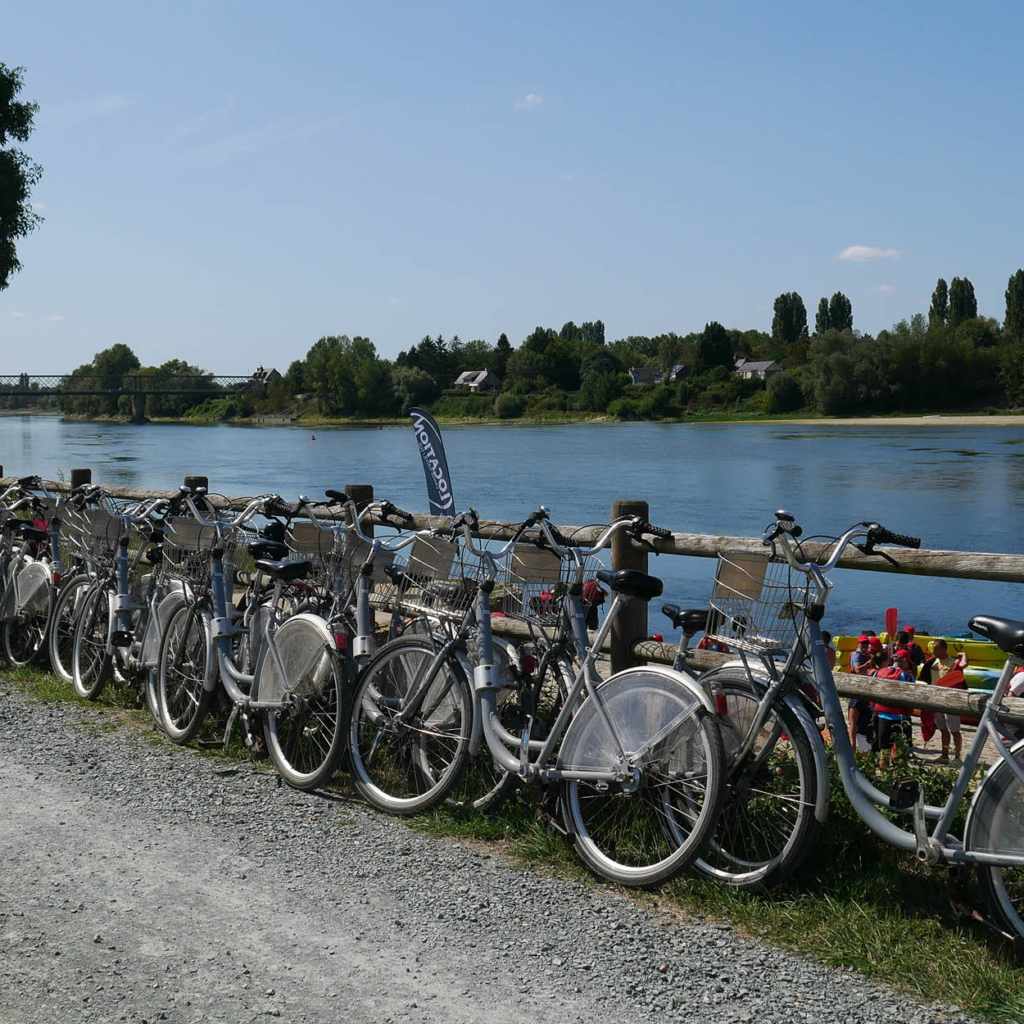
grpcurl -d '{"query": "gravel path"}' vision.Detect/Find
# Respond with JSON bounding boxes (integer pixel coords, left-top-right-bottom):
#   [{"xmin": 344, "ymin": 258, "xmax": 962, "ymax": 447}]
[{"xmin": 0, "ymin": 689, "xmax": 974, "ymax": 1024}]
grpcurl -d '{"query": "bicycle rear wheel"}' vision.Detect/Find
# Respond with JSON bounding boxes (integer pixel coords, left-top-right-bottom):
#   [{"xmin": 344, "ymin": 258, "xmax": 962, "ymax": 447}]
[
  {"xmin": 71, "ymin": 583, "xmax": 113, "ymax": 699},
  {"xmin": 260, "ymin": 614, "xmax": 346, "ymax": 791},
  {"xmin": 559, "ymin": 668, "xmax": 725, "ymax": 888},
  {"xmin": 348, "ymin": 635, "xmax": 472, "ymax": 816},
  {"xmin": 691, "ymin": 674, "xmax": 823, "ymax": 890},
  {"xmin": 967, "ymin": 751, "xmax": 1024, "ymax": 941}
]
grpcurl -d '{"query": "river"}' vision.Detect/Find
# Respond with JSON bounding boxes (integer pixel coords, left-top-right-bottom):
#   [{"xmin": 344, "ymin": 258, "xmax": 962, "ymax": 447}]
[{"xmin": 3, "ymin": 414, "xmax": 1023, "ymax": 640}]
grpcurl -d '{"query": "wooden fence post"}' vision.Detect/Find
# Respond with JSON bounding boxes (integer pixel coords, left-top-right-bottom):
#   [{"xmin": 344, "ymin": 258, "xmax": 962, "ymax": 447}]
[
  {"xmin": 69, "ymin": 468, "xmax": 91, "ymax": 490},
  {"xmin": 610, "ymin": 498, "xmax": 649, "ymax": 673},
  {"xmin": 345, "ymin": 484, "xmax": 374, "ymax": 537}
]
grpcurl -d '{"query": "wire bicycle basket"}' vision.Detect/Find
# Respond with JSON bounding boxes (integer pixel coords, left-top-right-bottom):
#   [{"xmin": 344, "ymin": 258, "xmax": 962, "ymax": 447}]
[
  {"xmin": 373, "ymin": 534, "xmax": 479, "ymax": 621},
  {"xmin": 494, "ymin": 542, "xmax": 606, "ymax": 629},
  {"xmin": 284, "ymin": 519, "xmax": 342, "ymax": 593},
  {"xmin": 163, "ymin": 514, "xmax": 255, "ymax": 588},
  {"xmin": 704, "ymin": 550, "xmax": 808, "ymax": 656}
]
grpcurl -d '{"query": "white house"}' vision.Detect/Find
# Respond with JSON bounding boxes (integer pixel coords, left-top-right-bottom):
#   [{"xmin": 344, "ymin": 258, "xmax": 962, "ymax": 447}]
[
  {"xmin": 454, "ymin": 369, "xmax": 501, "ymax": 393},
  {"xmin": 734, "ymin": 359, "xmax": 783, "ymax": 381}
]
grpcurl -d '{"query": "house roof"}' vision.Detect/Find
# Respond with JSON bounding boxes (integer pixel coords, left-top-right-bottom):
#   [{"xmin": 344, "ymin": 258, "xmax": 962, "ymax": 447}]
[
  {"xmin": 454, "ymin": 369, "xmax": 494, "ymax": 386},
  {"xmin": 734, "ymin": 360, "xmax": 781, "ymax": 372},
  {"xmin": 628, "ymin": 366, "xmax": 662, "ymax": 384}
]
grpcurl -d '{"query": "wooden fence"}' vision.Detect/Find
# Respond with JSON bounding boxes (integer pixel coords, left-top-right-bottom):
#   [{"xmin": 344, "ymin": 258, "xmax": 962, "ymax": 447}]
[{"xmin": 5, "ymin": 470, "xmax": 1024, "ymax": 726}]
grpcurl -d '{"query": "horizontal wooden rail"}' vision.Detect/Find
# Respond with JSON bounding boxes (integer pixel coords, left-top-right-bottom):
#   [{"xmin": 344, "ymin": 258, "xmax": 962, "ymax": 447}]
[
  {"xmin": 631, "ymin": 639, "xmax": 1024, "ymax": 726},
  {"xmin": 9, "ymin": 477, "xmax": 1023, "ymax": 583},
  {"xmin": 7, "ymin": 473, "xmax": 1024, "ymax": 719}
]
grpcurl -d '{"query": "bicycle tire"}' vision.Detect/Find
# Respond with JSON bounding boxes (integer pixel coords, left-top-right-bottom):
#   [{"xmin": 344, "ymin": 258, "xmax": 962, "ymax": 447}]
[
  {"xmin": 348, "ymin": 635, "xmax": 473, "ymax": 816},
  {"xmin": 260, "ymin": 614, "xmax": 346, "ymax": 791},
  {"xmin": 157, "ymin": 601, "xmax": 215, "ymax": 744},
  {"xmin": 2, "ymin": 608, "xmax": 47, "ymax": 667},
  {"xmin": 47, "ymin": 572, "xmax": 92, "ymax": 683},
  {"xmin": 690, "ymin": 674, "xmax": 822, "ymax": 890},
  {"xmin": 71, "ymin": 583, "xmax": 113, "ymax": 700},
  {"xmin": 559, "ymin": 668, "xmax": 725, "ymax": 888},
  {"xmin": 966, "ymin": 750, "xmax": 1024, "ymax": 941}
]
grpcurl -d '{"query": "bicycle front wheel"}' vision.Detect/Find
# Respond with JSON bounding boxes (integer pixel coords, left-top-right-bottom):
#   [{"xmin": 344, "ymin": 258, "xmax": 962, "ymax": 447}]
[
  {"xmin": 559, "ymin": 668, "xmax": 725, "ymax": 888},
  {"xmin": 71, "ymin": 583, "xmax": 113, "ymax": 699},
  {"xmin": 967, "ymin": 750, "xmax": 1024, "ymax": 940},
  {"xmin": 157, "ymin": 602, "xmax": 214, "ymax": 744},
  {"xmin": 260, "ymin": 614, "xmax": 346, "ymax": 791},
  {"xmin": 348, "ymin": 635, "xmax": 472, "ymax": 816},
  {"xmin": 692, "ymin": 675, "xmax": 822, "ymax": 890},
  {"xmin": 47, "ymin": 573, "xmax": 92, "ymax": 683}
]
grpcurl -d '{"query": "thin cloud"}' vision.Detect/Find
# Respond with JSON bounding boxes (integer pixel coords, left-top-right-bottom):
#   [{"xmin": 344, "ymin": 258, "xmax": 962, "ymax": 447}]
[
  {"xmin": 795, "ymin": 255, "xmax": 808, "ymax": 263},
  {"xmin": 387, "ymin": 297, "xmax": 400, "ymax": 307},
  {"xmin": 186, "ymin": 117, "xmax": 342, "ymax": 166},
  {"xmin": 873, "ymin": 284, "xmax": 896, "ymax": 293},
  {"xmin": 560, "ymin": 173, "xmax": 574, "ymax": 181},
  {"xmin": 10, "ymin": 311, "xmax": 26, "ymax": 318},
  {"xmin": 46, "ymin": 93, "xmax": 135, "ymax": 120},
  {"xmin": 45, "ymin": 315, "xmax": 65, "ymax": 322},
  {"xmin": 174, "ymin": 96, "xmax": 236, "ymax": 140},
  {"xmin": 838, "ymin": 245, "xmax": 901, "ymax": 262},
  {"xmin": 515, "ymin": 94, "xmax": 544, "ymax": 110}
]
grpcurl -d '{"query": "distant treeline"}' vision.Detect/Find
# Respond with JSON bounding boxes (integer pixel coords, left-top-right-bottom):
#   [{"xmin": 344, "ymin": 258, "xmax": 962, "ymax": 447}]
[{"xmin": 9, "ymin": 270, "xmax": 1024, "ymax": 422}]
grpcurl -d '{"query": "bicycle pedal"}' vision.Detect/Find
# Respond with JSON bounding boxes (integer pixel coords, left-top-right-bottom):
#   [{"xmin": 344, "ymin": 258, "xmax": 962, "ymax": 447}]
[
  {"xmin": 889, "ymin": 778, "xmax": 920, "ymax": 811},
  {"xmin": 196, "ymin": 739, "xmax": 225, "ymax": 750}
]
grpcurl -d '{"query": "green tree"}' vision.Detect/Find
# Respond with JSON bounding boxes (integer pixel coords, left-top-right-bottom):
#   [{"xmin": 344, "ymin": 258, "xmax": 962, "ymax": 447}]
[
  {"xmin": 283, "ymin": 359, "xmax": 305, "ymax": 396},
  {"xmin": 929, "ymin": 278, "xmax": 948, "ymax": 326},
  {"xmin": 697, "ymin": 321, "xmax": 733, "ymax": 370},
  {"xmin": 948, "ymin": 277, "xmax": 978, "ymax": 328},
  {"xmin": 580, "ymin": 346, "xmax": 622, "ymax": 378},
  {"xmin": 491, "ymin": 333, "xmax": 512, "ymax": 378},
  {"xmin": 576, "ymin": 370, "xmax": 625, "ymax": 412},
  {"xmin": 543, "ymin": 336, "xmax": 580, "ymax": 391},
  {"xmin": 503, "ymin": 347, "xmax": 548, "ymax": 393},
  {"xmin": 771, "ymin": 292, "xmax": 808, "ymax": 344},
  {"xmin": 391, "ymin": 365, "xmax": 438, "ymax": 415},
  {"xmin": 523, "ymin": 325, "xmax": 557, "ymax": 354},
  {"xmin": 814, "ymin": 297, "xmax": 830, "ymax": 336},
  {"xmin": 828, "ymin": 291, "xmax": 853, "ymax": 332},
  {"xmin": 1005, "ymin": 270, "xmax": 1024, "ymax": 341},
  {"xmin": 580, "ymin": 320, "xmax": 605, "ymax": 347},
  {"xmin": 0, "ymin": 63, "xmax": 42, "ymax": 291},
  {"xmin": 764, "ymin": 371, "xmax": 803, "ymax": 413}
]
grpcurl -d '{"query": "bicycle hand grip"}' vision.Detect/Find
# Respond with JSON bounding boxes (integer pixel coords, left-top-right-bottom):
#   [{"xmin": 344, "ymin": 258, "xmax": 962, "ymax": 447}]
[
  {"xmin": 381, "ymin": 501, "xmax": 413, "ymax": 520},
  {"xmin": 638, "ymin": 520, "xmax": 672, "ymax": 539},
  {"xmin": 874, "ymin": 527, "xmax": 921, "ymax": 549}
]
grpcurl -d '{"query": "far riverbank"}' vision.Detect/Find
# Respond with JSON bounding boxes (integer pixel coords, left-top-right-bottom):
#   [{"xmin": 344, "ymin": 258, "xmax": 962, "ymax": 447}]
[{"xmin": 30, "ymin": 408, "xmax": 1024, "ymax": 429}]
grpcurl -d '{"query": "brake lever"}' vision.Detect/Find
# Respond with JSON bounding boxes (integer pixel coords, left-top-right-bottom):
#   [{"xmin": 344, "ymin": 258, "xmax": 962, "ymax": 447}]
[{"xmin": 854, "ymin": 540, "xmax": 899, "ymax": 569}]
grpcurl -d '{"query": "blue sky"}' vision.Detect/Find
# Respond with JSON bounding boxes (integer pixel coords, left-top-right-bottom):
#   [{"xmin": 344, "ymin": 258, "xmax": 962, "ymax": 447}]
[{"xmin": 4, "ymin": 1, "xmax": 1023, "ymax": 371}]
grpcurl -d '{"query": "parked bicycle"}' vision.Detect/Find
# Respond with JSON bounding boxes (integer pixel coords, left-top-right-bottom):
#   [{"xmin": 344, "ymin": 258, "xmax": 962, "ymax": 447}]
[
  {"xmin": 677, "ymin": 509, "xmax": 1024, "ymax": 942},
  {"xmin": 347, "ymin": 506, "xmax": 727, "ymax": 887},
  {"xmin": 155, "ymin": 492, "xmax": 345, "ymax": 791}
]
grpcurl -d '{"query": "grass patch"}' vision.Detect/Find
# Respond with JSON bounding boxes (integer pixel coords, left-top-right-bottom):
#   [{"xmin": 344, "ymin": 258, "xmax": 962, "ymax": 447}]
[{"xmin": 4, "ymin": 665, "xmax": 1023, "ymax": 1019}]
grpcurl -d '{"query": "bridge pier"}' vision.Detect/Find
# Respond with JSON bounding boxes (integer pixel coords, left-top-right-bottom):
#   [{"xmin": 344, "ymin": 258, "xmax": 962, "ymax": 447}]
[{"xmin": 130, "ymin": 394, "xmax": 147, "ymax": 422}]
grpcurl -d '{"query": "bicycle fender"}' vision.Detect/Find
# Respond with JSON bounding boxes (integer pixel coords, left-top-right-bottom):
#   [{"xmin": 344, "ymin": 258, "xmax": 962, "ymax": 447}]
[{"xmin": 964, "ymin": 736, "xmax": 1024, "ymax": 847}]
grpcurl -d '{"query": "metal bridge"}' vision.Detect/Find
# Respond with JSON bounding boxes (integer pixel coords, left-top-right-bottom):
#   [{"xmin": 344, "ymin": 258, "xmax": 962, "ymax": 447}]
[{"xmin": 0, "ymin": 374, "xmax": 256, "ymax": 396}]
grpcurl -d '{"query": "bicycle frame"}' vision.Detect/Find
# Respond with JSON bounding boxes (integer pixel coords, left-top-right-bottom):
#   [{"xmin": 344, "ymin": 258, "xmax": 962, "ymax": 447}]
[{"xmin": 773, "ymin": 526, "xmax": 1024, "ymax": 868}]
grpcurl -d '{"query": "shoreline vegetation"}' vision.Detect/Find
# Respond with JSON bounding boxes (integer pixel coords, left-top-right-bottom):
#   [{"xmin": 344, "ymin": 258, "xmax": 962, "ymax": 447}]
[
  {"xmin": 9, "ymin": 405, "xmax": 1024, "ymax": 429},
  {"xmin": 7, "ymin": 271, "xmax": 1024, "ymax": 429}
]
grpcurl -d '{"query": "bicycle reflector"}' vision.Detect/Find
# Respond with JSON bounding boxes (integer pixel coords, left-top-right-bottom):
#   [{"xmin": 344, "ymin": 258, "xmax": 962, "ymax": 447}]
[{"xmin": 334, "ymin": 632, "xmax": 349, "ymax": 651}]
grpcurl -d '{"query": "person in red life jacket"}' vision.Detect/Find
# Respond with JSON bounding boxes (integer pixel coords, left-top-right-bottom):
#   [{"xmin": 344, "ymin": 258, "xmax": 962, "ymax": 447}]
[
  {"xmin": 901, "ymin": 626, "xmax": 926, "ymax": 669},
  {"xmin": 696, "ymin": 633, "xmax": 731, "ymax": 654},
  {"xmin": 581, "ymin": 579, "xmax": 606, "ymax": 630},
  {"xmin": 923, "ymin": 638, "xmax": 968, "ymax": 763},
  {"xmin": 871, "ymin": 648, "xmax": 917, "ymax": 768}
]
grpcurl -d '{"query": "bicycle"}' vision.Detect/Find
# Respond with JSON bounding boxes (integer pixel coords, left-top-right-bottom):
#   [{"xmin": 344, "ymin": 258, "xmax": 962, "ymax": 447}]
[
  {"xmin": 155, "ymin": 493, "xmax": 345, "ymax": 791},
  {"xmin": 691, "ymin": 509, "xmax": 1024, "ymax": 942},
  {"xmin": 70, "ymin": 492, "xmax": 191, "ymax": 724},
  {"xmin": 347, "ymin": 507, "xmax": 727, "ymax": 887}
]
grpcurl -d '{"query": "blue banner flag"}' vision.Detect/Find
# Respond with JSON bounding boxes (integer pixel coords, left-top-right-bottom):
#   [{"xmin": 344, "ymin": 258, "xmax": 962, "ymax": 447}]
[{"xmin": 409, "ymin": 408, "xmax": 457, "ymax": 515}]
